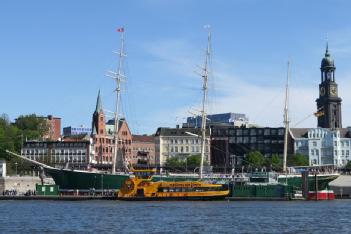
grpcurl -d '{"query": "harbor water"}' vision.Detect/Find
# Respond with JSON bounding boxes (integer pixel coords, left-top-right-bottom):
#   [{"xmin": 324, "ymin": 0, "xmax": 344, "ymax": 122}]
[{"xmin": 1, "ymin": 200, "xmax": 351, "ymax": 233}]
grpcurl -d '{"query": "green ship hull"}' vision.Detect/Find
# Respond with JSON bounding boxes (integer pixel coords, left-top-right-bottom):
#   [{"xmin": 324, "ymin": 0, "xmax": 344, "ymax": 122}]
[
  {"xmin": 45, "ymin": 168, "xmax": 338, "ymax": 192},
  {"xmin": 277, "ymin": 173, "xmax": 339, "ymax": 191}
]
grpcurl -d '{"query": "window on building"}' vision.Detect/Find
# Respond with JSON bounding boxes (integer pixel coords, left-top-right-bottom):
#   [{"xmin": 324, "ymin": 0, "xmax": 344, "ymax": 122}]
[
  {"xmin": 180, "ymin": 146, "xmax": 184, "ymax": 153},
  {"xmin": 175, "ymin": 146, "xmax": 178, "ymax": 152},
  {"xmin": 316, "ymin": 150, "xmax": 319, "ymax": 156},
  {"xmin": 312, "ymin": 141, "xmax": 317, "ymax": 147},
  {"xmin": 311, "ymin": 150, "xmax": 314, "ymax": 156},
  {"xmin": 186, "ymin": 146, "xmax": 189, "ymax": 152},
  {"xmin": 342, "ymin": 150, "xmax": 345, "ymax": 156},
  {"xmin": 346, "ymin": 150, "xmax": 349, "ymax": 157},
  {"xmin": 334, "ymin": 141, "xmax": 337, "ymax": 147},
  {"xmin": 334, "ymin": 150, "xmax": 338, "ymax": 156}
]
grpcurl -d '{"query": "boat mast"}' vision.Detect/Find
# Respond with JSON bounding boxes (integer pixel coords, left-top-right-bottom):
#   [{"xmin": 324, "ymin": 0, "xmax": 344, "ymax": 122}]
[
  {"xmin": 283, "ymin": 61, "xmax": 291, "ymax": 173},
  {"xmin": 111, "ymin": 28, "xmax": 126, "ymax": 174},
  {"xmin": 199, "ymin": 26, "xmax": 211, "ymax": 179}
]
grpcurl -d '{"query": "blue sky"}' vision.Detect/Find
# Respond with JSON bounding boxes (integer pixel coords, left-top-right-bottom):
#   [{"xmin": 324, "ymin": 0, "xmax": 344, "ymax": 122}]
[{"xmin": 1, "ymin": 0, "xmax": 351, "ymax": 134}]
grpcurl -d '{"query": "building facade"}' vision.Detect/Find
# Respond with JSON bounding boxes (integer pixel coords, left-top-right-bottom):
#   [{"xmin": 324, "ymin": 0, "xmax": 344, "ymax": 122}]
[
  {"xmin": 91, "ymin": 90, "xmax": 132, "ymax": 169},
  {"xmin": 292, "ymin": 128, "xmax": 351, "ymax": 167},
  {"xmin": 155, "ymin": 127, "xmax": 210, "ymax": 167},
  {"xmin": 36, "ymin": 115, "xmax": 61, "ymax": 140},
  {"xmin": 63, "ymin": 126, "xmax": 92, "ymax": 136},
  {"xmin": 183, "ymin": 112, "xmax": 249, "ymax": 128},
  {"xmin": 131, "ymin": 135, "xmax": 156, "ymax": 165},
  {"xmin": 21, "ymin": 139, "xmax": 92, "ymax": 167},
  {"xmin": 316, "ymin": 44, "xmax": 342, "ymax": 129},
  {"xmin": 210, "ymin": 126, "xmax": 292, "ymax": 172}
]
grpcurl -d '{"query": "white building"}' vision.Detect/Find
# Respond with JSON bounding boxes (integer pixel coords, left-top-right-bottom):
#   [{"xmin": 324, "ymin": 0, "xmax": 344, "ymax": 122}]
[
  {"xmin": 21, "ymin": 138, "xmax": 92, "ymax": 167},
  {"xmin": 292, "ymin": 128, "xmax": 351, "ymax": 167},
  {"xmin": 155, "ymin": 127, "xmax": 210, "ymax": 166}
]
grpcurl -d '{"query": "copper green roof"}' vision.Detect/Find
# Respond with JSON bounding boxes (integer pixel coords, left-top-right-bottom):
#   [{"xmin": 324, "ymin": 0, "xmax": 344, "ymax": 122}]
[{"xmin": 95, "ymin": 89, "xmax": 103, "ymax": 113}]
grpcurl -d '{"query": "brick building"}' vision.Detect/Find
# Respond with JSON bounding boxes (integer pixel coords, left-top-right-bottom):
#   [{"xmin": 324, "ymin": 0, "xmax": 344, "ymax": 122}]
[
  {"xmin": 91, "ymin": 91, "xmax": 132, "ymax": 169},
  {"xmin": 131, "ymin": 135, "xmax": 155, "ymax": 165}
]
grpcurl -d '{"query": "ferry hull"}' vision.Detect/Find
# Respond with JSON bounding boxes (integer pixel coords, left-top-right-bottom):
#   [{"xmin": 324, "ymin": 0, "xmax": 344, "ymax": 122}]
[{"xmin": 118, "ymin": 195, "xmax": 228, "ymax": 201}]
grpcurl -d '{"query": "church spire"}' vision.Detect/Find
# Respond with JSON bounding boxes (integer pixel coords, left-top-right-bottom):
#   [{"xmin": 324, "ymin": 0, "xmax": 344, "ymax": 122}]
[
  {"xmin": 325, "ymin": 41, "xmax": 330, "ymax": 57},
  {"xmin": 95, "ymin": 89, "xmax": 103, "ymax": 113}
]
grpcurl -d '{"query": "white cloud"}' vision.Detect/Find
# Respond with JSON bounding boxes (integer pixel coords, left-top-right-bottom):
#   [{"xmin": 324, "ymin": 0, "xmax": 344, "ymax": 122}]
[{"xmin": 136, "ymin": 36, "xmax": 351, "ymax": 134}]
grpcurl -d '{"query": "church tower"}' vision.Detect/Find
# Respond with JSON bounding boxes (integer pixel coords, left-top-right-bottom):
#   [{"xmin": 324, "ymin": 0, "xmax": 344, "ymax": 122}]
[
  {"xmin": 91, "ymin": 90, "xmax": 106, "ymax": 164},
  {"xmin": 316, "ymin": 44, "xmax": 342, "ymax": 129},
  {"xmin": 92, "ymin": 90, "xmax": 106, "ymax": 136}
]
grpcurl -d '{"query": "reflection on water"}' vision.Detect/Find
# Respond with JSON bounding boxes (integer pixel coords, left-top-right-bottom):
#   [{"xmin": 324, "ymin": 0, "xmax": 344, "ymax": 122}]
[{"xmin": 1, "ymin": 200, "xmax": 350, "ymax": 233}]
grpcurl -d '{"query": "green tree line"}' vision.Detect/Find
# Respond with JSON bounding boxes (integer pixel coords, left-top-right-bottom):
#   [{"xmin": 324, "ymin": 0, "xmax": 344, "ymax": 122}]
[
  {"xmin": 243, "ymin": 150, "xmax": 309, "ymax": 171},
  {"xmin": 0, "ymin": 113, "xmax": 49, "ymax": 175},
  {"xmin": 165, "ymin": 154, "xmax": 208, "ymax": 172}
]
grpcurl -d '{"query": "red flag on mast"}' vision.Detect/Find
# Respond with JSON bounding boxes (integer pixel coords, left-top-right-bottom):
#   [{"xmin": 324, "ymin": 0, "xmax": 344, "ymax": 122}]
[{"xmin": 117, "ymin": 27, "xmax": 124, "ymax": 32}]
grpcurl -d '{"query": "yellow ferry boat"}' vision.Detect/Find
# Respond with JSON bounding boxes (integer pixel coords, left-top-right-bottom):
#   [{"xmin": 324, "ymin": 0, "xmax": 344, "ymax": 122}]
[{"xmin": 118, "ymin": 169, "xmax": 230, "ymax": 201}]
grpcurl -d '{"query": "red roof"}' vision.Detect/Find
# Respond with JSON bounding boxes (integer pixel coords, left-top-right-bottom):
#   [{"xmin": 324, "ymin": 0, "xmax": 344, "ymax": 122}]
[{"xmin": 132, "ymin": 135, "xmax": 154, "ymax": 143}]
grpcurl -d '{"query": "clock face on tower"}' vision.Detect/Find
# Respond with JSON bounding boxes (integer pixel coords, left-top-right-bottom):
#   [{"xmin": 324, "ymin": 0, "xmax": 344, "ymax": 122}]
[{"xmin": 330, "ymin": 86, "xmax": 337, "ymax": 96}]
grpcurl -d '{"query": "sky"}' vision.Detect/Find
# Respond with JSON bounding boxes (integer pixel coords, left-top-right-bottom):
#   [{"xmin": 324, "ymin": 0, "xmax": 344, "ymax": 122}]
[{"xmin": 1, "ymin": 0, "xmax": 351, "ymax": 134}]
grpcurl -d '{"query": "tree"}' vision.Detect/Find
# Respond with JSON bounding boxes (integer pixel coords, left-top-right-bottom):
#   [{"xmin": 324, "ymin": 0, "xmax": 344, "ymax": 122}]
[
  {"xmin": 345, "ymin": 161, "xmax": 351, "ymax": 170},
  {"xmin": 0, "ymin": 113, "xmax": 49, "ymax": 175},
  {"xmin": 289, "ymin": 153, "xmax": 309, "ymax": 167},
  {"xmin": 244, "ymin": 151, "xmax": 265, "ymax": 168},
  {"xmin": 270, "ymin": 154, "xmax": 282, "ymax": 170},
  {"xmin": 15, "ymin": 114, "xmax": 49, "ymax": 140},
  {"xmin": 165, "ymin": 156, "xmax": 185, "ymax": 169},
  {"xmin": 186, "ymin": 154, "xmax": 208, "ymax": 170}
]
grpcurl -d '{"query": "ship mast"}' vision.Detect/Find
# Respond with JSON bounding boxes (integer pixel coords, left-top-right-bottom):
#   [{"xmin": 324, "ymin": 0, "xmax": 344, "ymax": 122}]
[
  {"xmin": 110, "ymin": 28, "xmax": 126, "ymax": 174},
  {"xmin": 199, "ymin": 26, "xmax": 211, "ymax": 179},
  {"xmin": 283, "ymin": 61, "xmax": 291, "ymax": 173}
]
